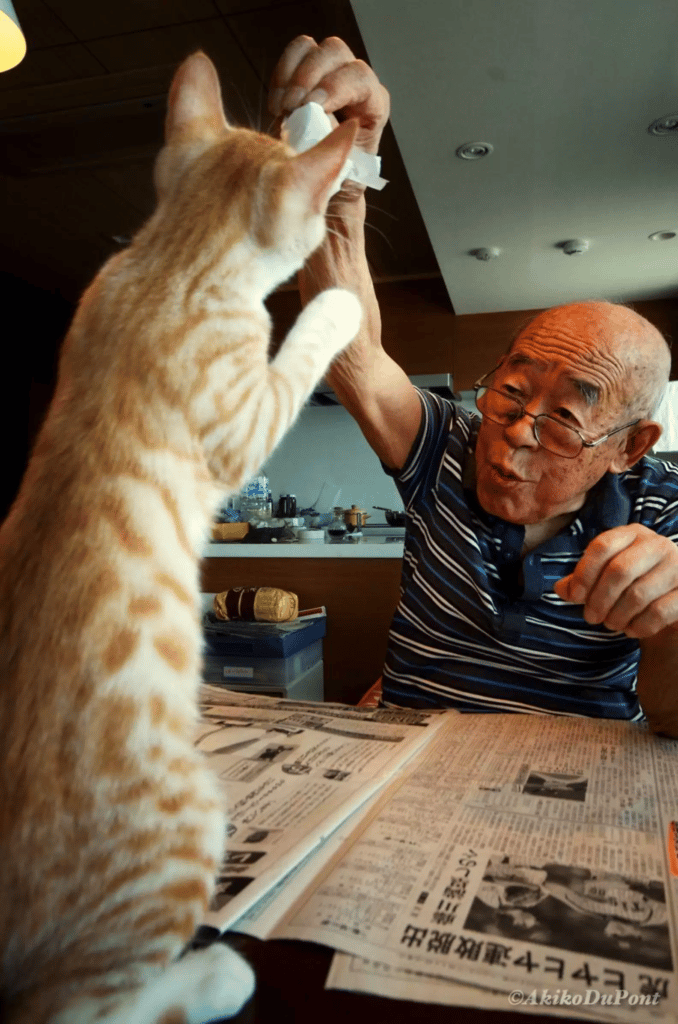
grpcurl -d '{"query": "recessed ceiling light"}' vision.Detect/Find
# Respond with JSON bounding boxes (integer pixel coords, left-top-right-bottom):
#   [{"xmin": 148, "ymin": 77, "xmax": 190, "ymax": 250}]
[
  {"xmin": 558, "ymin": 239, "xmax": 590, "ymax": 255},
  {"xmin": 647, "ymin": 115, "xmax": 678, "ymax": 136},
  {"xmin": 456, "ymin": 142, "xmax": 493, "ymax": 160},
  {"xmin": 648, "ymin": 230, "xmax": 676, "ymax": 242},
  {"xmin": 469, "ymin": 247, "xmax": 501, "ymax": 260}
]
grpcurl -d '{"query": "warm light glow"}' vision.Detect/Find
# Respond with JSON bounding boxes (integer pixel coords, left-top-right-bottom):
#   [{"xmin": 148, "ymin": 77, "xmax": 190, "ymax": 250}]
[{"xmin": 0, "ymin": 1, "xmax": 26, "ymax": 73}]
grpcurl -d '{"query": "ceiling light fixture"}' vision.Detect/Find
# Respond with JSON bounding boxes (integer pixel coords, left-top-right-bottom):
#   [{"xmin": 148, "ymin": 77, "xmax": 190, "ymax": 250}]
[
  {"xmin": 456, "ymin": 142, "xmax": 493, "ymax": 160},
  {"xmin": 647, "ymin": 115, "xmax": 678, "ymax": 136},
  {"xmin": 649, "ymin": 230, "xmax": 676, "ymax": 242},
  {"xmin": 558, "ymin": 239, "xmax": 590, "ymax": 255},
  {"xmin": 470, "ymin": 247, "xmax": 501, "ymax": 261},
  {"xmin": 0, "ymin": 0, "xmax": 26, "ymax": 72}
]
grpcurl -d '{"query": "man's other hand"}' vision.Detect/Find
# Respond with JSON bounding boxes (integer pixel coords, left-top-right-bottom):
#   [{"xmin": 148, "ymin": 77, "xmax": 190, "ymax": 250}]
[{"xmin": 554, "ymin": 524, "xmax": 678, "ymax": 639}]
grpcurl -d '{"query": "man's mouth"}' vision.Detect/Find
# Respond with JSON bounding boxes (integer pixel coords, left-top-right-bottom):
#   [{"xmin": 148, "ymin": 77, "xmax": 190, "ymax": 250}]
[{"xmin": 490, "ymin": 463, "xmax": 525, "ymax": 482}]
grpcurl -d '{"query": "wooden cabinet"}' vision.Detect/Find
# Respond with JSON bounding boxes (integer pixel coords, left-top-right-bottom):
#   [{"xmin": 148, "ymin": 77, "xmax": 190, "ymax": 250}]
[{"xmin": 201, "ymin": 556, "xmax": 402, "ymax": 705}]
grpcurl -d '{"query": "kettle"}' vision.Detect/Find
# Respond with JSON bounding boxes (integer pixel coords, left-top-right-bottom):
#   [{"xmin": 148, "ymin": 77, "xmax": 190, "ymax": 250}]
[{"xmin": 342, "ymin": 504, "xmax": 370, "ymax": 531}]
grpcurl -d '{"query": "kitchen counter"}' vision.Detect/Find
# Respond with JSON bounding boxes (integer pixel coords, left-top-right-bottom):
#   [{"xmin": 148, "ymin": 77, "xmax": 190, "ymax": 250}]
[
  {"xmin": 203, "ymin": 525, "xmax": 405, "ymax": 558},
  {"xmin": 202, "ymin": 536, "xmax": 404, "ymax": 558}
]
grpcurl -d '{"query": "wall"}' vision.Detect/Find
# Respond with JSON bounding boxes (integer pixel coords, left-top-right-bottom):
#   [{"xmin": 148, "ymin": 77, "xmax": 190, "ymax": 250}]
[
  {"xmin": 268, "ymin": 280, "xmax": 678, "ymax": 389},
  {"xmin": 260, "ymin": 403, "xmax": 403, "ymax": 520}
]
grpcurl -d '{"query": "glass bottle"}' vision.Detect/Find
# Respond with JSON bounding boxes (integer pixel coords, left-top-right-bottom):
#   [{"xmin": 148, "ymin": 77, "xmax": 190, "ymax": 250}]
[
  {"xmin": 240, "ymin": 475, "xmax": 269, "ymax": 522},
  {"xmin": 326, "ymin": 507, "xmax": 347, "ymax": 542}
]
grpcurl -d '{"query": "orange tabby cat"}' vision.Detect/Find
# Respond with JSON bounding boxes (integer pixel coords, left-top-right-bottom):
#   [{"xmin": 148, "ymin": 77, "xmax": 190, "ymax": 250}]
[{"xmin": 0, "ymin": 51, "xmax": 361, "ymax": 1024}]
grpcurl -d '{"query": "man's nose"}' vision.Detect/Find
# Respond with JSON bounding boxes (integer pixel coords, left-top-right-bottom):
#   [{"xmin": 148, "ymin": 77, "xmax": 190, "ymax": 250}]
[{"xmin": 503, "ymin": 408, "xmax": 539, "ymax": 448}]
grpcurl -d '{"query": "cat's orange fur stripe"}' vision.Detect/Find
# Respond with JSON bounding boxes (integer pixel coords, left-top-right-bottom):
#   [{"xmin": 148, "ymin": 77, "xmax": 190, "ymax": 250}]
[
  {"xmin": 102, "ymin": 627, "xmax": 140, "ymax": 674},
  {"xmin": 100, "ymin": 495, "xmax": 154, "ymax": 556},
  {"xmin": 153, "ymin": 634, "xmax": 191, "ymax": 673},
  {"xmin": 154, "ymin": 571, "xmax": 193, "ymax": 606},
  {"xmin": 129, "ymin": 596, "xmax": 162, "ymax": 616}
]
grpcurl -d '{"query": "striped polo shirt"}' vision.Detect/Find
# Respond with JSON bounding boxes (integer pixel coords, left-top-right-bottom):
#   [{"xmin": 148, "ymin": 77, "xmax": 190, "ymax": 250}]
[{"xmin": 381, "ymin": 389, "xmax": 678, "ymax": 719}]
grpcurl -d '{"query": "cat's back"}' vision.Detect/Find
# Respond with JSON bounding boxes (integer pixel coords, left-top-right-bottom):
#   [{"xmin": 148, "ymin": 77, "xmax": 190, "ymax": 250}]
[{"xmin": 0, "ymin": 335, "xmax": 222, "ymax": 951}]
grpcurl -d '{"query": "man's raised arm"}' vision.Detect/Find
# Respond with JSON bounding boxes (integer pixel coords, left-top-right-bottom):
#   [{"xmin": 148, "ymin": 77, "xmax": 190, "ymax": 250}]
[{"xmin": 269, "ymin": 35, "xmax": 422, "ymax": 471}]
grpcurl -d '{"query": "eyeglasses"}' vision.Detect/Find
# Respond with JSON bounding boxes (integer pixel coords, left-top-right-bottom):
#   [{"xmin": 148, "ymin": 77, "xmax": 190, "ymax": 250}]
[{"xmin": 473, "ymin": 371, "xmax": 640, "ymax": 460}]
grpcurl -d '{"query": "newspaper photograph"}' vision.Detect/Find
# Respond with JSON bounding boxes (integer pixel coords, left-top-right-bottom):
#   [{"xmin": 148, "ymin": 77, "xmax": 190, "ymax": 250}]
[
  {"xmin": 196, "ymin": 686, "xmax": 450, "ymax": 930},
  {"xmin": 273, "ymin": 714, "xmax": 678, "ymax": 1023}
]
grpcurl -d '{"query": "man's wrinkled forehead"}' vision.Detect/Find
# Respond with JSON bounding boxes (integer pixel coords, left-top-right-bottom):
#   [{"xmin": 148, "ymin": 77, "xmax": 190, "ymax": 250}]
[{"xmin": 503, "ymin": 350, "xmax": 601, "ymax": 406}]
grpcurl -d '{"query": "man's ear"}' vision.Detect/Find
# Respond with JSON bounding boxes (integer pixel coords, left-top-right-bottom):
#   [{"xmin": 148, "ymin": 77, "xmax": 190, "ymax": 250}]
[{"xmin": 609, "ymin": 421, "xmax": 663, "ymax": 472}]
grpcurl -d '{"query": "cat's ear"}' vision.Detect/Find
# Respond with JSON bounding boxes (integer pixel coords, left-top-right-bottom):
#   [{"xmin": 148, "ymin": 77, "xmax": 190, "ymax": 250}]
[
  {"xmin": 165, "ymin": 51, "xmax": 230, "ymax": 144},
  {"xmin": 289, "ymin": 118, "xmax": 359, "ymax": 213}
]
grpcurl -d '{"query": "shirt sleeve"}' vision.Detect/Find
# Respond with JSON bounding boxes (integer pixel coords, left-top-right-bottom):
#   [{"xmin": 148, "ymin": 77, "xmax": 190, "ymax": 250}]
[
  {"xmin": 381, "ymin": 388, "xmax": 461, "ymax": 509},
  {"xmin": 632, "ymin": 458, "xmax": 678, "ymax": 542}
]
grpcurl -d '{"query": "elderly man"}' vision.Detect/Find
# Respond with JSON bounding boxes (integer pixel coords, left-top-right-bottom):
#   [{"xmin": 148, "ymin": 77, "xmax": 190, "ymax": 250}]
[{"xmin": 269, "ymin": 37, "xmax": 678, "ymax": 735}]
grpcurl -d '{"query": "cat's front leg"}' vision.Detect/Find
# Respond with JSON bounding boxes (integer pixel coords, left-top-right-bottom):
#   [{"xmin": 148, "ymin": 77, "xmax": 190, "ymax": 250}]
[
  {"xmin": 275, "ymin": 287, "xmax": 362, "ymax": 380},
  {"xmin": 202, "ymin": 288, "xmax": 360, "ymax": 488},
  {"xmin": 254, "ymin": 287, "xmax": 361, "ymax": 459}
]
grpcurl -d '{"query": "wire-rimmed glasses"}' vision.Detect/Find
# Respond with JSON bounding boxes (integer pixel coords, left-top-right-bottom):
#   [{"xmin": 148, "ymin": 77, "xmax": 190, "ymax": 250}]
[{"xmin": 473, "ymin": 371, "xmax": 639, "ymax": 459}]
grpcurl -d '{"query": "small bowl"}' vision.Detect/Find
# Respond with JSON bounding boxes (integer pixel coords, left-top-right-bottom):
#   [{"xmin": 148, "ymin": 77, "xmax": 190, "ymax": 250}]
[{"xmin": 298, "ymin": 530, "xmax": 325, "ymax": 544}]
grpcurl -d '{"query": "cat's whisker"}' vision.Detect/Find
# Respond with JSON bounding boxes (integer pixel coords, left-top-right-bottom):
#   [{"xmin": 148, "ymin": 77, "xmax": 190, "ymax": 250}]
[
  {"xmin": 300, "ymin": 260, "xmax": 332, "ymax": 293},
  {"xmin": 363, "ymin": 221, "xmax": 395, "ymax": 251},
  {"xmin": 226, "ymin": 80, "xmax": 257, "ymax": 131},
  {"xmin": 324, "ymin": 226, "xmax": 348, "ymax": 243},
  {"xmin": 364, "ymin": 202, "xmax": 399, "ymax": 222},
  {"xmin": 257, "ymin": 71, "xmax": 269, "ymax": 134},
  {"xmin": 264, "ymin": 115, "xmax": 280, "ymax": 139},
  {"xmin": 325, "ymin": 214, "xmax": 394, "ymax": 252}
]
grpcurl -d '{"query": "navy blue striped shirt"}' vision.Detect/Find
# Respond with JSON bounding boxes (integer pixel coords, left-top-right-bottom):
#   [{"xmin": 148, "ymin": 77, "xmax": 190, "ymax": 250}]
[{"xmin": 381, "ymin": 389, "xmax": 678, "ymax": 720}]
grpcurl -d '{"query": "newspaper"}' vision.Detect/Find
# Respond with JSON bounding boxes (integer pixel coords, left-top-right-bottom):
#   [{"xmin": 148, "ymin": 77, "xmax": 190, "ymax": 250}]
[
  {"xmin": 269, "ymin": 713, "xmax": 678, "ymax": 1023},
  {"xmin": 227, "ymin": 792, "xmax": 387, "ymax": 939},
  {"xmin": 326, "ymin": 954, "xmax": 605, "ymax": 1021},
  {"xmin": 197, "ymin": 685, "xmax": 450, "ymax": 930}
]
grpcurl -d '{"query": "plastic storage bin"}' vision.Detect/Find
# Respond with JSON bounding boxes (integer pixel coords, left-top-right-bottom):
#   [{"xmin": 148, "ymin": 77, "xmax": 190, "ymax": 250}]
[
  {"xmin": 201, "ymin": 607, "xmax": 325, "ymax": 700},
  {"xmin": 210, "ymin": 661, "xmax": 324, "ymax": 701},
  {"xmin": 202, "ymin": 638, "xmax": 322, "ymax": 686},
  {"xmin": 202, "ymin": 612, "xmax": 325, "ymax": 657}
]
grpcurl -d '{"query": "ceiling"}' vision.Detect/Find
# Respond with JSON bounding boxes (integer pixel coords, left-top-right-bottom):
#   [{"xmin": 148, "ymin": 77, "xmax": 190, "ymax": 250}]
[
  {"xmin": 0, "ymin": 0, "xmax": 438, "ymax": 306},
  {"xmin": 352, "ymin": 0, "xmax": 678, "ymax": 313},
  {"xmin": 1, "ymin": 0, "xmax": 677, "ymax": 316}
]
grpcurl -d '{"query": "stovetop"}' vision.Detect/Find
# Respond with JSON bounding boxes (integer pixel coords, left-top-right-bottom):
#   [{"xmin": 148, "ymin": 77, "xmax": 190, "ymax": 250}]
[{"xmin": 355, "ymin": 525, "xmax": 405, "ymax": 540}]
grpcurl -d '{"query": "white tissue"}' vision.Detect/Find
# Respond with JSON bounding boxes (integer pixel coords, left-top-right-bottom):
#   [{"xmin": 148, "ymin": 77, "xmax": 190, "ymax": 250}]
[
  {"xmin": 281, "ymin": 102, "xmax": 388, "ymax": 193},
  {"xmin": 653, "ymin": 381, "xmax": 678, "ymax": 453}
]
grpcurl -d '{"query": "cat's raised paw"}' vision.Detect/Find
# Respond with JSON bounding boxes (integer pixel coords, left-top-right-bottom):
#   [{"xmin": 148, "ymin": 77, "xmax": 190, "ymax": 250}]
[
  {"xmin": 308, "ymin": 287, "xmax": 362, "ymax": 353},
  {"xmin": 181, "ymin": 942, "xmax": 255, "ymax": 1023}
]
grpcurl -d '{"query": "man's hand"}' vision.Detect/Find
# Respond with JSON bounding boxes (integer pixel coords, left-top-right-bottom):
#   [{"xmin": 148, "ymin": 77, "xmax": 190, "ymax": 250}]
[
  {"xmin": 554, "ymin": 524, "xmax": 678, "ymax": 639},
  {"xmin": 268, "ymin": 35, "xmax": 390, "ymax": 164}
]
